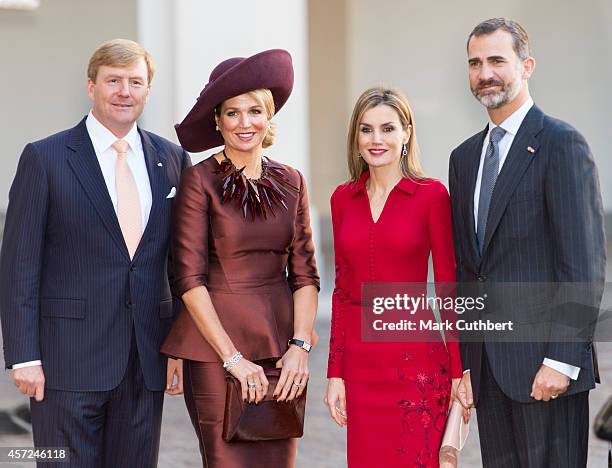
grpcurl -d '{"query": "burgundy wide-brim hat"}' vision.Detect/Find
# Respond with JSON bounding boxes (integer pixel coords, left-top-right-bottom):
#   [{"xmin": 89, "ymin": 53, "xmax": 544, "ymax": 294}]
[{"xmin": 175, "ymin": 49, "xmax": 294, "ymax": 152}]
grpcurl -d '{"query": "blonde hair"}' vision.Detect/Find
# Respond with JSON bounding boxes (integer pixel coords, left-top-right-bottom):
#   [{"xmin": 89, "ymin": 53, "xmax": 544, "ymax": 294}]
[
  {"xmin": 248, "ymin": 88, "xmax": 276, "ymax": 148},
  {"xmin": 88, "ymin": 38, "xmax": 155, "ymax": 85},
  {"xmin": 347, "ymin": 86, "xmax": 425, "ymax": 182}
]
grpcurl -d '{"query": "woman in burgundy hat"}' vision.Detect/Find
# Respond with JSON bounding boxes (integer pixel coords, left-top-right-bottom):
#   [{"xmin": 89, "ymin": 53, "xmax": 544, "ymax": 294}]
[{"xmin": 161, "ymin": 49, "xmax": 320, "ymax": 467}]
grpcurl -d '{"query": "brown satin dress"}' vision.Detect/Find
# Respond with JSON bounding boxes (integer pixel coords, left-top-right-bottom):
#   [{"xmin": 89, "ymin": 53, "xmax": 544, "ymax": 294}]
[{"xmin": 161, "ymin": 156, "xmax": 319, "ymax": 468}]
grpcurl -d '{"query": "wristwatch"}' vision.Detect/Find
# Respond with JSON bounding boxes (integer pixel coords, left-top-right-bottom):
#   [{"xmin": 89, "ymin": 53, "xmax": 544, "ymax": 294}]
[{"xmin": 288, "ymin": 338, "xmax": 312, "ymax": 353}]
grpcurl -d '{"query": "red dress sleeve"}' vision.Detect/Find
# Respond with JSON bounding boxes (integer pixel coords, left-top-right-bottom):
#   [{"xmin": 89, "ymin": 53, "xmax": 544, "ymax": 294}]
[
  {"xmin": 428, "ymin": 181, "xmax": 463, "ymax": 378},
  {"xmin": 327, "ymin": 186, "xmax": 350, "ymax": 378}
]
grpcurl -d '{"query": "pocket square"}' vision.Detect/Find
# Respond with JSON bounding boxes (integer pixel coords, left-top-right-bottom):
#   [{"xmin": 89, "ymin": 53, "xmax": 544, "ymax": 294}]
[{"xmin": 166, "ymin": 187, "xmax": 177, "ymax": 198}]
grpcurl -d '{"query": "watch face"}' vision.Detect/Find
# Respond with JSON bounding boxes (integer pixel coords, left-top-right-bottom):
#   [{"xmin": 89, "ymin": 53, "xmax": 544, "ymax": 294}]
[{"xmin": 289, "ymin": 339, "xmax": 311, "ymax": 352}]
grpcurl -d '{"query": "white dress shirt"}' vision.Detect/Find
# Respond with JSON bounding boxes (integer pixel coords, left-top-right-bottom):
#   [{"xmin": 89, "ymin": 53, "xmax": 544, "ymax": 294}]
[
  {"xmin": 12, "ymin": 112, "xmax": 152, "ymax": 371},
  {"xmin": 470, "ymin": 96, "xmax": 580, "ymax": 381},
  {"xmin": 86, "ymin": 111, "xmax": 152, "ymax": 228}
]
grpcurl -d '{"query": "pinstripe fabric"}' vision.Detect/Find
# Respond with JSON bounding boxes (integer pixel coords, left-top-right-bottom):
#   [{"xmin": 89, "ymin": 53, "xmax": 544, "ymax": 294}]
[
  {"xmin": 476, "ymin": 351, "xmax": 589, "ymax": 468},
  {"xmin": 0, "ymin": 116, "xmax": 191, "ymax": 392},
  {"xmin": 30, "ymin": 334, "xmax": 164, "ymax": 468},
  {"xmin": 449, "ymin": 105, "xmax": 605, "ymax": 464}
]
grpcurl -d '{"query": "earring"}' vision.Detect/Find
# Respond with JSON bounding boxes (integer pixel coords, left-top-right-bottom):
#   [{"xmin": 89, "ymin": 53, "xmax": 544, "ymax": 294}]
[
  {"xmin": 402, "ymin": 144, "xmax": 408, "ymax": 156},
  {"xmin": 215, "ymin": 125, "xmax": 220, "ymax": 131},
  {"xmin": 358, "ymin": 152, "xmax": 363, "ymax": 158}
]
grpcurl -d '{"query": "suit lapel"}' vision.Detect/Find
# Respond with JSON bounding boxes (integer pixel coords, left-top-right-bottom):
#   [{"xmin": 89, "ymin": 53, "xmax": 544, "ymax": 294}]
[
  {"xmin": 66, "ymin": 118, "xmax": 130, "ymax": 259},
  {"xmin": 481, "ymin": 106, "xmax": 544, "ymax": 255},
  {"xmin": 133, "ymin": 129, "xmax": 167, "ymax": 260},
  {"xmin": 466, "ymin": 126, "xmax": 488, "ymax": 261}
]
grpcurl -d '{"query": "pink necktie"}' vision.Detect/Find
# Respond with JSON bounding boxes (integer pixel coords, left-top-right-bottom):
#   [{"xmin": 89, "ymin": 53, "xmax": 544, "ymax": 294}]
[{"xmin": 112, "ymin": 139, "xmax": 142, "ymax": 259}]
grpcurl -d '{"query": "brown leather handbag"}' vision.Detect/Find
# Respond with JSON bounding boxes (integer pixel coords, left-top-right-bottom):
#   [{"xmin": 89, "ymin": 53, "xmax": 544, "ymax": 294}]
[{"xmin": 222, "ymin": 366, "xmax": 307, "ymax": 442}]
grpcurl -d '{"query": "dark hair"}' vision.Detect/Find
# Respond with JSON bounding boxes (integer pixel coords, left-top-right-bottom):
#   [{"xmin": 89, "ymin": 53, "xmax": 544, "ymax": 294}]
[{"xmin": 467, "ymin": 18, "xmax": 530, "ymax": 60}]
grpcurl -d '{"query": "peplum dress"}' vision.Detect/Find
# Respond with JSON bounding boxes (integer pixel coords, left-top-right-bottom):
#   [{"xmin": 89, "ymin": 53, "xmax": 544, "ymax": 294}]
[
  {"xmin": 327, "ymin": 171, "xmax": 462, "ymax": 468},
  {"xmin": 162, "ymin": 155, "xmax": 319, "ymax": 468}
]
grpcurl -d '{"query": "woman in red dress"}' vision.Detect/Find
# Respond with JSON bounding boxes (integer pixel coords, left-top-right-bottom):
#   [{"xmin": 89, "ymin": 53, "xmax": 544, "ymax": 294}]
[{"xmin": 324, "ymin": 87, "xmax": 462, "ymax": 467}]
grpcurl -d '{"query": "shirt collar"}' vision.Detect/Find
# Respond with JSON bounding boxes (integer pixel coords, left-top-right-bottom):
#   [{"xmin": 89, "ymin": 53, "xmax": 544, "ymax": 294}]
[
  {"xmin": 487, "ymin": 96, "xmax": 534, "ymax": 137},
  {"xmin": 85, "ymin": 111, "xmax": 141, "ymax": 156},
  {"xmin": 349, "ymin": 170, "xmax": 418, "ymax": 198}
]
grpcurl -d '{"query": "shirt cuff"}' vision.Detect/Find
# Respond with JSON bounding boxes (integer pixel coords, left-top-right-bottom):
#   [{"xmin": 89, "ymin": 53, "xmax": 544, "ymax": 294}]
[
  {"xmin": 543, "ymin": 358, "xmax": 580, "ymax": 380},
  {"xmin": 12, "ymin": 360, "xmax": 42, "ymax": 370}
]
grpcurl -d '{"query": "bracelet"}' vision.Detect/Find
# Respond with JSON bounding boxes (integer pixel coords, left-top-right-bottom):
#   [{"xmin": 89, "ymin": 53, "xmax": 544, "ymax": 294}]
[{"xmin": 223, "ymin": 351, "xmax": 243, "ymax": 370}]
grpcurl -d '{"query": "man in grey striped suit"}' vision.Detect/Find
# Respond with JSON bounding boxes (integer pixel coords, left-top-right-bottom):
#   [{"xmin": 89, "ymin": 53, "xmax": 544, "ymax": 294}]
[
  {"xmin": 0, "ymin": 39, "xmax": 190, "ymax": 466},
  {"xmin": 449, "ymin": 18, "xmax": 605, "ymax": 467}
]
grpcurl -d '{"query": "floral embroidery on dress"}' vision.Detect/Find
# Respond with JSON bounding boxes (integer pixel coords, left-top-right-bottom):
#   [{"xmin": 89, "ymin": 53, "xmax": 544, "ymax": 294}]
[{"xmin": 396, "ymin": 363, "xmax": 451, "ymax": 466}]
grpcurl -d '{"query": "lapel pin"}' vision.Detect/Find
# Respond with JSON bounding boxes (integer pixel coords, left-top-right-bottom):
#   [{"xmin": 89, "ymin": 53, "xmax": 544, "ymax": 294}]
[
  {"xmin": 157, "ymin": 162, "xmax": 163, "ymax": 167},
  {"xmin": 527, "ymin": 146, "xmax": 535, "ymax": 153}
]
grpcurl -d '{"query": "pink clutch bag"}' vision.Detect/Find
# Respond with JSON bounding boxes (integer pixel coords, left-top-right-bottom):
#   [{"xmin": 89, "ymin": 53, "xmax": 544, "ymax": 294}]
[{"xmin": 441, "ymin": 401, "xmax": 470, "ymax": 450}]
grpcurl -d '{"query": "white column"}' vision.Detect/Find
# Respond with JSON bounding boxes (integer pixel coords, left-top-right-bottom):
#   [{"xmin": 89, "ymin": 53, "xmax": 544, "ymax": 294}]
[{"xmin": 137, "ymin": 0, "xmax": 177, "ymax": 141}]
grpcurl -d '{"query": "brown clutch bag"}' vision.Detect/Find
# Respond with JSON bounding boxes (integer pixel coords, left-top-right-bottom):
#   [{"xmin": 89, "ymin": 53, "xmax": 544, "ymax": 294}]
[{"xmin": 222, "ymin": 366, "xmax": 307, "ymax": 442}]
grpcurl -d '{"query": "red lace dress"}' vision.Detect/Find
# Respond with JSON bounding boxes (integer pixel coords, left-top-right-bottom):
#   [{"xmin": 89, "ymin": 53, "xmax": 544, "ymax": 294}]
[{"xmin": 327, "ymin": 172, "xmax": 462, "ymax": 468}]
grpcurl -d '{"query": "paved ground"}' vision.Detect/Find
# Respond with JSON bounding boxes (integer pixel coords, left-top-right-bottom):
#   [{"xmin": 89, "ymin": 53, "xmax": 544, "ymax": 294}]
[{"xmin": 1, "ymin": 268, "xmax": 611, "ymax": 466}]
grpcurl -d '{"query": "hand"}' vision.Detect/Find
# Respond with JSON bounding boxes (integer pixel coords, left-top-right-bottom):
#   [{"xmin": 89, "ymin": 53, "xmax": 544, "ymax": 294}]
[
  {"xmin": 439, "ymin": 445, "xmax": 459, "ymax": 468},
  {"xmin": 12, "ymin": 365, "xmax": 45, "ymax": 402},
  {"xmin": 166, "ymin": 358, "xmax": 183, "ymax": 395},
  {"xmin": 324, "ymin": 377, "xmax": 347, "ymax": 427},
  {"xmin": 228, "ymin": 358, "xmax": 269, "ymax": 404},
  {"xmin": 273, "ymin": 346, "xmax": 309, "ymax": 402},
  {"xmin": 530, "ymin": 364, "xmax": 569, "ymax": 402},
  {"xmin": 456, "ymin": 371, "xmax": 473, "ymax": 423}
]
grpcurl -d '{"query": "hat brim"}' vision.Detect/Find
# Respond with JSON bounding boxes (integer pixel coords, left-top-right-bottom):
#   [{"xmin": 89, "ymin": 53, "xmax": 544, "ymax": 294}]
[{"xmin": 175, "ymin": 49, "xmax": 294, "ymax": 152}]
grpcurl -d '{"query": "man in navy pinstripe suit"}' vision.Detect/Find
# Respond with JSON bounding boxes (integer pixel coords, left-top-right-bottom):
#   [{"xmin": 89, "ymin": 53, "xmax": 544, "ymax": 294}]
[
  {"xmin": 449, "ymin": 19, "xmax": 605, "ymax": 467},
  {"xmin": 0, "ymin": 39, "xmax": 190, "ymax": 467}
]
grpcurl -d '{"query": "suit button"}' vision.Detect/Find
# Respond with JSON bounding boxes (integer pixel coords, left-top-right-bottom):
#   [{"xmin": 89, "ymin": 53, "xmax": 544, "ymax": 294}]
[
  {"xmin": 125, "ymin": 301, "xmax": 133, "ymax": 308},
  {"xmin": 130, "ymin": 265, "xmax": 136, "ymax": 272},
  {"xmin": 478, "ymin": 275, "xmax": 487, "ymax": 282}
]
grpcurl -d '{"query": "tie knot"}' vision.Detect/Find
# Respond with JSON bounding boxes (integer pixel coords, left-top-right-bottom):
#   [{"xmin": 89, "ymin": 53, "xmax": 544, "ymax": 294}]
[
  {"xmin": 489, "ymin": 126, "xmax": 506, "ymax": 144},
  {"xmin": 112, "ymin": 139, "xmax": 129, "ymax": 156}
]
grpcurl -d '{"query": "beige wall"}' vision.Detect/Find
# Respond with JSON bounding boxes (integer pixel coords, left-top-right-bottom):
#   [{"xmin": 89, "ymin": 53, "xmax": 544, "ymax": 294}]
[{"xmin": 0, "ymin": 1, "xmax": 138, "ymax": 209}]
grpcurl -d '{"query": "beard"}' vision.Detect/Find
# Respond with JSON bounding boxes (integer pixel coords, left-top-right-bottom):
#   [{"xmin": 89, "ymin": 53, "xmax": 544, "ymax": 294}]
[{"xmin": 471, "ymin": 68, "xmax": 523, "ymax": 109}]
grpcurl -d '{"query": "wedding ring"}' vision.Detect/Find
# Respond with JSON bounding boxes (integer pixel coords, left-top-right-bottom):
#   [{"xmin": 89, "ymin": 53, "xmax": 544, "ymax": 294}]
[
  {"xmin": 293, "ymin": 382, "xmax": 303, "ymax": 387},
  {"xmin": 247, "ymin": 382, "xmax": 256, "ymax": 389},
  {"xmin": 551, "ymin": 394, "xmax": 558, "ymax": 399}
]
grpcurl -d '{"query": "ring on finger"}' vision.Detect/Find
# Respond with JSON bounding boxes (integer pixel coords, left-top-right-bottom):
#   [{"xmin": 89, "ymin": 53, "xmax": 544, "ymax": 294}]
[
  {"xmin": 551, "ymin": 394, "xmax": 558, "ymax": 399},
  {"xmin": 293, "ymin": 381, "xmax": 303, "ymax": 388},
  {"xmin": 247, "ymin": 382, "xmax": 257, "ymax": 390}
]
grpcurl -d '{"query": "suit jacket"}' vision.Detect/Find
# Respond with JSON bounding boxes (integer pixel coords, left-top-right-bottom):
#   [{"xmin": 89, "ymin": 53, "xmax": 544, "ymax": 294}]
[
  {"xmin": 448, "ymin": 105, "xmax": 605, "ymax": 403},
  {"xmin": 0, "ymin": 117, "xmax": 191, "ymax": 392}
]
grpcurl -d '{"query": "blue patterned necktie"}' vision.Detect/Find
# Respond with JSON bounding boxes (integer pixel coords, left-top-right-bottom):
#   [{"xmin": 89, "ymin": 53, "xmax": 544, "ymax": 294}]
[{"xmin": 477, "ymin": 126, "xmax": 506, "ymax": 254}]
